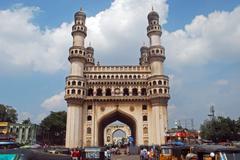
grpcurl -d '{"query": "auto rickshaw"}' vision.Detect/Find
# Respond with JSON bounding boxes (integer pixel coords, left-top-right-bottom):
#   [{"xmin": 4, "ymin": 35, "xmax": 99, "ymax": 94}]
[
  {"xmin": 191, "ymin": 145, "xmax": 240, "ymax": 160},
  {"xmin": 159, "ymin": 145, "xmax": 190, "ymax": 160}
]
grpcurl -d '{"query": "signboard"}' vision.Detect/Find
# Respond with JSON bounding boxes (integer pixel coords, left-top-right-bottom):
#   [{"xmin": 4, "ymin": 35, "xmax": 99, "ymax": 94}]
[
  {"xmin": 85, "ymin": 152, "xmax": 100, "ymax": 159},
  {"xmin": 0, "ymin": 122, "xmax": 9, "ymax": 127},
  {"xmin": 84, "ymin": 147, "xmax": 101, "ymax": 152},
  {"xmin": 128, "ymin": 136, "xmax": 134, "ymax": 142},
  {"xmin": 84, "ymin": 147, "xmax": 101, "ymax": 159},
  {"xmin": 0, "ymin": 122, "xmax": 9, "ymax": 134}
]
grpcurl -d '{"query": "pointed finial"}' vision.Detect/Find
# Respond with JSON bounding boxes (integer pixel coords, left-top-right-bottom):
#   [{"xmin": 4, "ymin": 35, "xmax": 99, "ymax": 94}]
[
  {"xmin": 97, "ymin": 61, "xmax": 100, "ymax": 66},
  {"xmin": 152, "ymin": 6, "xmax": 154, "ymax": 11},
  {"xmin": 89, "ymin": 42, "xmax": 91, "ymax": 47},
  {"xmin": 80, "ymin": 7, "xmax": 83, "ymax": 11}
]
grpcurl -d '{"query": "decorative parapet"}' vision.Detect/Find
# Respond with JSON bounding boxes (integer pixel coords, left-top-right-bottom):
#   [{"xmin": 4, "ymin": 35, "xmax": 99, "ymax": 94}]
[
  {"xmin": 84, "ymin": 65, "xmax": 151, "ymax": 73},
  {"xmin": 85, "ymin": 96, "xmax": 148, "ymax": 102}
]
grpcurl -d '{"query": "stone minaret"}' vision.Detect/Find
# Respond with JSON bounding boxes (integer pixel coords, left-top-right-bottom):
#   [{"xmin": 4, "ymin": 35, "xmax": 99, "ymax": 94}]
[
  {"xmin": 147, "ymin": 9, "xmax": 170, "ymax": 144},
  {"xmin": 65, "ymin": 8, "xmax": 87, "ymax": 148},
  {"xmin": 139, "ymin": 45, "xmax": 149, "ymax": 66},
  {"xmin": 85, "ymin": 45, "xmax": 95, "ymax": 66}
]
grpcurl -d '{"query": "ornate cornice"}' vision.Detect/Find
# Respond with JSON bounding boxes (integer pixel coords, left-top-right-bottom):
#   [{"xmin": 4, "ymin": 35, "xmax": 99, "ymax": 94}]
[
  {"xmin": 148, "ymin": 55, "xmax": 165, "ymax": 63},
  {"xmin": 147, "ymin": 75, "xmax": 169, "ymax": 80},
  {"xmin": 85, "ymin": 96, "xmax": 148, "ymax": 102},
  {"xmin": 66, "ymin": 75, "xmax": 85, "ymax": 81},
  {"xmin": 150, "ymin": 97, "xmax": 169, "ymax": 106},
  {"xmin": 65, "ymin": 97, "xmax": 84, "ymax": 106}
]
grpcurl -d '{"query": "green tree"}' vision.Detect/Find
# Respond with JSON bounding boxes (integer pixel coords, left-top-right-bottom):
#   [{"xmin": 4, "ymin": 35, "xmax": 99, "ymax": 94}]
[
  {"xmin": 22, "ymin": 118, "xmax": 31, "ymax": 124},
  {"xmin": 200, "ymin": 116, "xmax": 240, "ymax": 142},
  {"xmin": 39, "ymin": 111, "xmax": 66, "ymax": 145},
  {"xmin": 236, "ymin": 117, "xmax": 240, "ymax": 133},
  {"xmin": 0, "ymin": 104, "xmax": 17, "ymax": 123}
]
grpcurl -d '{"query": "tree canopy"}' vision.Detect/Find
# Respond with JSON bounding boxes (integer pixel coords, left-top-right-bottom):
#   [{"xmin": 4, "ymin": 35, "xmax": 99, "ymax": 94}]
[
  {"xmin": 39, "ymin": 111, "xmax": 67, "ymax": 145},
  {"xmin": 200, "ymin": 116, "xmax": 240, "ymax": 142},
  {"xmin": 0, "ymin": 104, "xmax": 17, "ymax": 123},
  {"xmin": 22, "ymin": 118, "xmax": 31, "ymax": 124}
]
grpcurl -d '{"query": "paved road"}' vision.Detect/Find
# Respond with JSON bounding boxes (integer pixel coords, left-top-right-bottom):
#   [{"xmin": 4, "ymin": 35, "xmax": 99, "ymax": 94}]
[{"xmin": 112, "ymin": 154, "xmax": 140, "ymax": 160}]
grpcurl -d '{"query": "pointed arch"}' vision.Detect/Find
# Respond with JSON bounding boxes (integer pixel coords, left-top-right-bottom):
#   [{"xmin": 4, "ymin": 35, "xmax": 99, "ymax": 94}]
[{"xmin": 98, "ymin": 110, "xmax": 136, "ymax": 146}]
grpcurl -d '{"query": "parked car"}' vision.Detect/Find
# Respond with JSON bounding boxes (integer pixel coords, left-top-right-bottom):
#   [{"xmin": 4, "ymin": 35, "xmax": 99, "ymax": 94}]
[
  {"xmin": 47, "ymin": 146, "xmax": 70, "ymax": 155},
  {"xmin": 0, "ymin": 141, "xmax": 20, "ymax": 149},
  {"xmin": 0, "ymin": 148, "xmax": 71, "ymax": 160}
]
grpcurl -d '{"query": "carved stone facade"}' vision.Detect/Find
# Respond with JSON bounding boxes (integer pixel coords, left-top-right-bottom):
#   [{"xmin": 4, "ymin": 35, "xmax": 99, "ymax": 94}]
[
  {"xmin": 65, "ymin": 8, "xmax": 170, "ymax": 148},
  {"xmin": 104, "ymin": 123, "xmax": 131, "ymax": 145}
]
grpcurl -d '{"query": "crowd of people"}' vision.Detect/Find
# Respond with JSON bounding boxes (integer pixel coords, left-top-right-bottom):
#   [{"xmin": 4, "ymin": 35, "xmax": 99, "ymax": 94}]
[{"xmin": 140, "ymin": 148, "xmax": 157, "ymax": 160}]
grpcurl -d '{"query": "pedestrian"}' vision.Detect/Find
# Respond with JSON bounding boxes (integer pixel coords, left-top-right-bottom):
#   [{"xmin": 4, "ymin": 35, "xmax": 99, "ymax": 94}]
[
  {"xmin": 140, "ymin": 148, "xmax": 144, "ymax": 160},
  {"xmin": 104, "ymin": 148, "xmax": 111, "ymax": 160},
  {"xmin": 148, "ymin": 148, "xmax": 155, "ymax": 160},
  {"xmin": 143, "ymin": 148, "xmax": 148, "ymax": 160},
  {"xmin": 71, "ymin": 148, "xmax": 79, "ymax": 160},
  {"xmin": 76, "ymin": 148, "xmax": 81, "ymax": 160},
  {"xmin": 43, "ymin": 144, "xmax": 48, "ymax": 152}
]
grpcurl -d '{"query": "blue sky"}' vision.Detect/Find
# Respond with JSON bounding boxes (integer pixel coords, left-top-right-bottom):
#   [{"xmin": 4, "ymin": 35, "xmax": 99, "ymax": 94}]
[{"xmin": 0, "ymin": 0, "xmax": 239, "ymax": 129}]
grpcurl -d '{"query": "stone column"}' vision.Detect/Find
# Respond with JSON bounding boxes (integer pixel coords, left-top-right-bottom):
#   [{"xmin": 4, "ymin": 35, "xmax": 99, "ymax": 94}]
[
  {"xmin": 151, "ymin": 98, "xmax": 168, "ymax": 145},
  {"xmin": 152, "ymin": 102, "xmax": 161, "ymax": 144},
  {"xmin": 159, "ymin": 105, "xmax": 168, "ymax": 144},
  {"xmin": 66, "ymin": 101, "xmax": 83, "ymax": 148}
]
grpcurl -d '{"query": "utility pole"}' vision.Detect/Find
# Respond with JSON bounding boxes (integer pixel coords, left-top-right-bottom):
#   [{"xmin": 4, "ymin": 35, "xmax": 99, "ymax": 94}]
[
  {"xmin": 208, "ymin": 105, "xmax": 215, "ymax": 120},
  {"xmin": 208, "ymin": 105, "xmax": 216, "ymax": 142}
]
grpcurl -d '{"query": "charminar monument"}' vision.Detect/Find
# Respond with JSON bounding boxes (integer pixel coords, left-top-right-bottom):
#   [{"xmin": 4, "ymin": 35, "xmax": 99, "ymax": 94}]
[{"xmin": 64, "ymin": 8, "xmax": 170, "ymax": 148}]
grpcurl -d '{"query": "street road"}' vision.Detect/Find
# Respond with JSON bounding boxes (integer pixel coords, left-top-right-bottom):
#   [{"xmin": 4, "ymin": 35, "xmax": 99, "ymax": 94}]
[{"xmin": 112, "ymin": 154, "xmax": 140, "ymax": 160}]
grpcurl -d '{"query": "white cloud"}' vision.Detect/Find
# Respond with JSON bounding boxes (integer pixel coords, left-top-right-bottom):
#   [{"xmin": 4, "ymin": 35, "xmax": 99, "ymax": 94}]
[
  {"xmin": 18, "ymin": 111, "xmax": 49, "ymax": 124},
  {"xmin": 1, "ymin": 1, "xmax": 240, "ymax": 73},
  {"xmin": 41, "ymin": 91, "xmax": 66, "ymax": 110},
  {"xmin": 215, "ymin": 79, "xmax": 229, "ymax": 86},
  {"xmin": 18, "ymin": 111, "xmax": 32, "ymax": 123},
  {"xmin": 0, "ymin": 5, "xmax": 71, "ymax": 73},
  {"xmin": 0, "ymin": 0, "xmax": 168, "ymax": 73},
  {"xmin": 86, "ymin": 0, "xmax": 168, "ymax": 64},
  {"xmin": 36, "ymin": 112, "xmax": 49, "ymax": 124},
  {"xmin": 163, "ymin": 6, "xmax": 240, "ymax": 70},
  {"xmin": 86, "ymin": 0, "xmax": 168, "ymax": 52}
]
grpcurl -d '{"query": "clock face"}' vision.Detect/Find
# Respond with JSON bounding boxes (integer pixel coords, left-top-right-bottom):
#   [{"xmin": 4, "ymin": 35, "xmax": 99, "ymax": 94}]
[{"xmin": 114, "ymin": 88, "xmax": 120, "ymax": 94}]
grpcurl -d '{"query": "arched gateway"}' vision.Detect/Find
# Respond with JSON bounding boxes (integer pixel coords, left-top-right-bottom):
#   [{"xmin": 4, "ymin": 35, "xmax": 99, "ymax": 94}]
[
  {"xmin": 104, "ymin": 121, "xmax": 131, "ymax": 146},
  {"xmin": 98, "ymin": 110, "xmax": 136, "ymax": 146},
  {"xmin": 65, "ymin": 8, "xmax": 170, "ymax": 148}
]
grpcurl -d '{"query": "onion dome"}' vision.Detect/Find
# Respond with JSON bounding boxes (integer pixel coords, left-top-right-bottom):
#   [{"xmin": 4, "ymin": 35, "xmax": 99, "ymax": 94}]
[
  {"xmin": 86, "ymin": 46, "xmax": 94, "ymax": 52},
  {"xmin": 147, "ymin": 10, "xmax": 159, "ymax": 22},
  {"xmin": 87, "ymin": 42, "xmax": 94, "ymax": 52},
  {"xmin": 74, "ymin": 8, "xmax": 86, "ymax": 19},
  {"xmin": 140, "ymin": 46, "xmax": 148, "ymax": 53}
]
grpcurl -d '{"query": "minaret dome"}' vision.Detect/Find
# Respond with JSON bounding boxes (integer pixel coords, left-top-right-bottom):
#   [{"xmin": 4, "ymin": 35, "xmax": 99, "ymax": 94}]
[
  {"xmin": 140, "ymin": 46, "xmax": 148, "ymax": 53},
  {"xmin": 147, "ymin": 10, "xmax": 159, "ymax": 23},
  {"xmin": 74, "ymin": 8, "xmax": 86, "ymax": 19}
]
